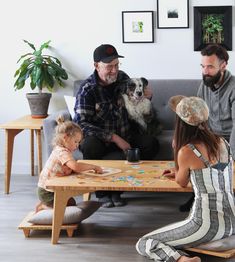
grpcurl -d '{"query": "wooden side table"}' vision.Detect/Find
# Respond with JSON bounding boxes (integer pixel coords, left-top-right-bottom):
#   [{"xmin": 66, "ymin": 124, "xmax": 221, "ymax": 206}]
[{"xmin": 0, "ymin": 115, "xmax": 44, "ymax": 194}]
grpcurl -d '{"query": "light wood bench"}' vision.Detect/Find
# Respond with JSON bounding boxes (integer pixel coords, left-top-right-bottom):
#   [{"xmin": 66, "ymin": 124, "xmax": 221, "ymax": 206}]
[
  {"xmin": 18, "ymin": 212, "xmax": 78, "ymax": 238},
  {"xmin": 185, "ymin": 247, "xmax": 235, "ymax": 258}
]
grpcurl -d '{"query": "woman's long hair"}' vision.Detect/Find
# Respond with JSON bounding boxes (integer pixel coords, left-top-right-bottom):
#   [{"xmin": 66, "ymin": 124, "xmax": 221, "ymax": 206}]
[{"xmin": 173, "ymin": 115, "xmax": 221, "ymax": 170}]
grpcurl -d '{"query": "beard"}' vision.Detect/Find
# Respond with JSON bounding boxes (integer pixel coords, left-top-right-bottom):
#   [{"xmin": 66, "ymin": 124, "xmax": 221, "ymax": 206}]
[
  {"xmin": 202, "ymin": 71, "xmax": 222, "ymax": 91},
  {"xmin": 105, "ymin": 75, "xmax": 117, "ymax": 85}
]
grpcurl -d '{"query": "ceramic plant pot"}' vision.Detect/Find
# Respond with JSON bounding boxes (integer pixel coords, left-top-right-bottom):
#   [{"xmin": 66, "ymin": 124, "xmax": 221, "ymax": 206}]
[{"xmin": 26, "ymin": 93, "xmax": 52, "ymax": 118}]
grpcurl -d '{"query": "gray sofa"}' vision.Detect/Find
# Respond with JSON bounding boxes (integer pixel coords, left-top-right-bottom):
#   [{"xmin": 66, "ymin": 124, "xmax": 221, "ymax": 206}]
[{"xmin": 43, "ymin": 79, "xmax": 201, "ymax": 161}]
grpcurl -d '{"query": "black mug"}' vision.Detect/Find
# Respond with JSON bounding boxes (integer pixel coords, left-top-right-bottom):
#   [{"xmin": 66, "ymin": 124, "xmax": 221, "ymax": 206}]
[{"xmin": 126, "ymin": 148, "xmax": 140, "ymax": 163}]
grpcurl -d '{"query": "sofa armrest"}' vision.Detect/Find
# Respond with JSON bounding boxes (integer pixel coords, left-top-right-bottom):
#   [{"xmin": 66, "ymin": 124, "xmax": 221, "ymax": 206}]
[{"xmin": 43, "ymin": 110, "xmax": 71, "ymax": 159}]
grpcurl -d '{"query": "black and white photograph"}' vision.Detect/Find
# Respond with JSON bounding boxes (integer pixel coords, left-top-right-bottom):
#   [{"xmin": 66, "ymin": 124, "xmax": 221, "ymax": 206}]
[{"xmin": 157, "ymin": 0, "xmax": 189, "ymax": 29}]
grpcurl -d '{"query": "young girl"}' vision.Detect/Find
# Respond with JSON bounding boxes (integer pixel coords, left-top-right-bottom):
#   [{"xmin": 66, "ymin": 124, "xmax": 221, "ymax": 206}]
[
  {"xmin": 36, "ymin": 116, "xmax": 103, "ymax": 212},
  {"xmin": 136, "ymin": 96, "xmax": 235, "ymax": 262}
]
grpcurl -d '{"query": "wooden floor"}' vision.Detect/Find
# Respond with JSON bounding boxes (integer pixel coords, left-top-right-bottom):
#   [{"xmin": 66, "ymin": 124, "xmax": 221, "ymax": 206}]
[{"xmin": 0, "ymin": 173, "xmax": 234, "ymax": 262}]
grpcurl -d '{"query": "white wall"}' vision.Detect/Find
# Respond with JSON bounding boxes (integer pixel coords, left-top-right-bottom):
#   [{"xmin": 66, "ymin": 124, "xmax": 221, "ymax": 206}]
[{"xmin": 0, "ymin": 0, "xmax": 234, "ymax": 174}]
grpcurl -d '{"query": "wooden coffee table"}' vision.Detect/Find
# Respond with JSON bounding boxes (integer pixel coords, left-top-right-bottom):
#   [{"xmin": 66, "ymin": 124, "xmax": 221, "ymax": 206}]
[
  {"xmin": 45, "ymin": 160, "xmax": 183, "ymax": 244},
  {"xmin": 46, "ymin": 160, "xmax": 235, "ymax": 244}
]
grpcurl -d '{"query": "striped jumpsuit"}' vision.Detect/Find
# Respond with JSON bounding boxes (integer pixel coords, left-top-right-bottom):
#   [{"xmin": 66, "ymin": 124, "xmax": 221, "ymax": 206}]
[{"xmin": 136, "ymin": 142, "xmax": 235, "ymax": 262}]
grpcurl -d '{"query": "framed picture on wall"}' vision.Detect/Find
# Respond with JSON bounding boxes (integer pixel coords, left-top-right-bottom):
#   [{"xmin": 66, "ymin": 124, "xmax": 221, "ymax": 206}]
[
  {"xmin": 194, "ymin": 6, "xmax": 232, "ymax": 51},
  {"xmin": 122, "ymin": 11, "xmax": 154, "ymax": 43},
  {"xmin": 157, "ymin": 0, "xmax": 189, "ymax": 29}
]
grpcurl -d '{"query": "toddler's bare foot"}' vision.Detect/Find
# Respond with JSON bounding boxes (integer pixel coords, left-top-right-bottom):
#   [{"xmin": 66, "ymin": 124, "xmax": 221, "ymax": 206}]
[
  {"xmin": 35, "ymin": 202, "xmax": 43, "ymax": 213},
  {"xmin": 35, "ymin": 202, "xmax": 52, "ymax": 213},
  {"xmin": 178, "ymin": 256, "xmax": 201, "ymax": 262}
]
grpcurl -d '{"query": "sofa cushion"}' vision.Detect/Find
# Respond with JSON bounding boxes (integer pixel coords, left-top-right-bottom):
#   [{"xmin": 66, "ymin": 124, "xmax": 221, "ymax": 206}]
[
  {"xmin": 155, "ymin": 130, "xmax": 174, "ymax": 160},
  {"xmin": 149, "ymin": 79, "xmax": 201, "ymax": 130}
]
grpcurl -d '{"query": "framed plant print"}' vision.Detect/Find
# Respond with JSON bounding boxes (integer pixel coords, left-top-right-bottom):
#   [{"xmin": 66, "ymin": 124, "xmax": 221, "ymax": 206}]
[
  {"xmin": 157, "ymin": 0, "xmax": 189, "ymax": 29},
  {"xmin": 194, "ymin": 6, "xmax": 232, "ymax": 51},
  {"xmin": 122, "ymin": 11, "xmax": 154, "ymax": 43}
]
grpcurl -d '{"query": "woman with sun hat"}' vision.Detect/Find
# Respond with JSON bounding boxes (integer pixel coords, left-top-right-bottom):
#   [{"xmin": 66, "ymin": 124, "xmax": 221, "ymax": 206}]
[{"xmin": 136, "ymin": 96, "xmax": 235, "ymax": 262}]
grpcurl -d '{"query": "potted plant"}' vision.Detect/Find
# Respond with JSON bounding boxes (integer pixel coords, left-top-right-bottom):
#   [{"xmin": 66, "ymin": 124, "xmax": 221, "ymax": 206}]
[{"xmin": 14, "ymin": 40, "xmax": 68, "ymax": 118}]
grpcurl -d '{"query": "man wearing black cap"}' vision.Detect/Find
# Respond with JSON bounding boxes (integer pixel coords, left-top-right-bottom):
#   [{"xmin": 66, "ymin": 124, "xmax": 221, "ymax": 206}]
[{"xmin": 73, "ymin": 44, "xmax": 159, "ymax": 207}]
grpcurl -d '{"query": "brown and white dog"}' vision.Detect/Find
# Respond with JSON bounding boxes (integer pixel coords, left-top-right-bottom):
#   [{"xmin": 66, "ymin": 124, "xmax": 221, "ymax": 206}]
[{"xmin": 122, "ymin": 77, "xmax": 156, "ymax": 132}]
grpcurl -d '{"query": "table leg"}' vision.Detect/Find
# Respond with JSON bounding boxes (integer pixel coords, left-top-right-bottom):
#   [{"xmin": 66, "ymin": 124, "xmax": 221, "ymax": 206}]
[
  {"xmin": 5, "ymin": 129, "xmax": 22, "ymax": 194},
  {"xmin": 51, "ymin": 190, "xmax": 90, "ymax": 244},
  {"xmin": 51, "ymin": 191, "xmax": 72, "ymax": 244},
  {"xmin": 30, "ymin": 130, "xmax": 34, "ymax": 176},
  {"xmin": 35, "ymin": 130, "xmax": 42, "ymax": 175}
]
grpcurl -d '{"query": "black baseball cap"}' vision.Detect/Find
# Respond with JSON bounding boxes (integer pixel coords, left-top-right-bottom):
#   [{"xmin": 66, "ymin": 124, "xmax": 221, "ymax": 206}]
[{"xmin": 93, "ymin": 44, "xmax": 124, "ymax": 63}]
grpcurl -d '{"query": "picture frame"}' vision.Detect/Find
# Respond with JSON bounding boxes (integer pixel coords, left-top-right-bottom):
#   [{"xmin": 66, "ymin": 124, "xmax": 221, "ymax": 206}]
[
  {"xmin": 194, "ymin": 6, "xmax": 232, "ymax": 51},
  {"xmin": 122, "ymin": 11, "xmax": 154, "ymax": 43},
  {"xmin": 157, "ymin": 0, "xmax": 189, "ymax": 29}
]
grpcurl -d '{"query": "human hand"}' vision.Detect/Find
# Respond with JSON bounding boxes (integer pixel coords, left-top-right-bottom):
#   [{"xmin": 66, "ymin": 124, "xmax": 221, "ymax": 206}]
[
  {"xmin": 111, "ymin": 134, "xmax": 131, "ymax": 151},
  {"xmin": 162, "ymin": 169, "xmax": 175, "ymax": 178},
  {"xmin": 93, "ymin": 165, "xmax": 103, "ymax": 174},
  {"xmin": 62, "ymin": 165, "xmax": 73, "ymax": 176}
]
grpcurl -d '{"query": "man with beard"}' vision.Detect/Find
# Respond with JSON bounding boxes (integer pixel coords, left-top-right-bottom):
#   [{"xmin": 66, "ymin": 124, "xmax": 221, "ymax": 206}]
[
  {"xmin": 73, "ymin": 44, "xmax": 159, "ymax": 208},
  {"xmin": 198, "ymin": 44, "xmax": 235, "ymax": 159},
  {"xmin": 179, "ymin": 44, "xmax": 235, "ymax": 212}
]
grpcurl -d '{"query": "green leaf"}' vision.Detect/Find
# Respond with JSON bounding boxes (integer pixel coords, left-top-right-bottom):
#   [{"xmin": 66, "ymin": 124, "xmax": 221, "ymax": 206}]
[
  {"xmin": 55, "ymin": 76, "xmax": 63, "ymax": 87},
  {"xmin": 31, "ymin": 66, "xmax": 39, "ymax": 86},
  {"xmin": 30, "ymin": 79, "xmax": 36, "ymax": 90},
  {"xmin": 23, "ymin": 40, "xmax": 36, "ymax": 51},
  {"xmin": 14, "ymin": 40, "xmax": 68, "ymax": 92},
  {"xmin": 39, "ymin": 40, "xmax": 51, "ymax": 52},
  {"xmin": 14, "ymin": 75, "xmax": 26, "ymax": 90},
  {"xmin": 17, "ymin": 53, "xmax": 33, "ymax": 63},
  {"xmin": 34, "ymin": 57, "xmax": 43, "ymax": 65},
  {"xmin": 47, "ymin": 65, "xmax": 57, "ymax": 77},
  {"xmin": 33, "ymin": 50, "xmax": 42, "ymax": 56},
  {"xmin": 42, "ymin": 68, "xmax": 54, "ymax": 90},
  {"xmin": 50, "ymin": 56, "xmax": 62, "ymax": 66},
  {"xmin": 35, "ymin": 66, "xmax": 42, "ymax": 83},
  {"xmin": 50, "ymin": 62, "xmax": 68, "ymax": 80},
  {"xmin": 14, "ymin": 69, "xmax": 21, "ymax": 77},
  {"xmin": 14, "ymin": 80, "xmax": 25, "ymax": 90},
  {"xmin": 33, "ymin": 66, "xmax": 42, "ymax": 87}
]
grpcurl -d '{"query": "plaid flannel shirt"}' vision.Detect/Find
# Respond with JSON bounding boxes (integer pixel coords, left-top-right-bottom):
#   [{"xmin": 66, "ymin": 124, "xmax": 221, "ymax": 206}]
[{"xmin": 73, "ymin": 70, "xmax": 130, "ymax": 142}]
